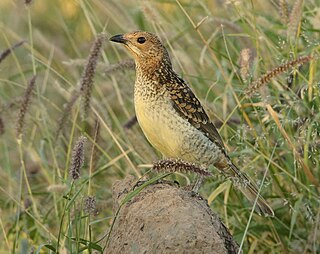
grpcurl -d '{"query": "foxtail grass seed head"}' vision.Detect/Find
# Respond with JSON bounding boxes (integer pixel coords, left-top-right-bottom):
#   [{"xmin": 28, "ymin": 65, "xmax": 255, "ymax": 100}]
[
  {"xmin": 245, "ymin": 55, "xmax": 313, "ymax": 97},
  {"xmin": 153, "ymin": 158, "xmax": 212, "ymax": 177},
  {"xmin": 80, "ymin": 33, "xmax": 105, "ymax": 120},
  {"xmin": 16, "ymin": 75, "xmax": 37, "ymax": 138},
  {"xmin": 84, "ymin": 196, "xmax": 98, "ymax": 215},
  {"xmin": 288, "ymin": 0, "xmax": 303, "ymax": 39},
  {"xmin": 239, "ymin": 48, "xmax": 253, "ymax": 82},
  {"xmin": 279, "ymin": 0, "xmax": 289, "ymax": 24},
  {"xmin": 70, "ymin": 136, "xmax": 87, "ymax": 180},
  {"xmin": 0, "ymin": 40, "xmax": 25, "ymax": 65}
]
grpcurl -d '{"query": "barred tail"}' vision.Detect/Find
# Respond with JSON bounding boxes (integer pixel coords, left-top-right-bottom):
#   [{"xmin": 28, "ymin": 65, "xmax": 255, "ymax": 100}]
[{"xmin": 228, "ymin": 162, "xmax": 274, "ymax": 217}]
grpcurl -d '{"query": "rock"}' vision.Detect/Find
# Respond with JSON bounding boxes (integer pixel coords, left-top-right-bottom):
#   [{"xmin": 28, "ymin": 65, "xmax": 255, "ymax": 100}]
[{"xmin": 105, "ymin": 176, "xmax": 240, "ymax": 254}]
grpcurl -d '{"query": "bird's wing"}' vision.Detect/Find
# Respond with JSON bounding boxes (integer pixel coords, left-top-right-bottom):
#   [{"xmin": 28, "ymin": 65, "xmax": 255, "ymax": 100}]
[{"xmin": 166, "ymin": 76, "xmax": 225, "ymax": 150}]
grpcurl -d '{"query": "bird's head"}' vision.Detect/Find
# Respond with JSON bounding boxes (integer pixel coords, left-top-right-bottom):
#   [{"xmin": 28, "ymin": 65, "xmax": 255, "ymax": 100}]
[{"xmin": 110, "ymin": 31, "xmax": 171, "ymax": 73}]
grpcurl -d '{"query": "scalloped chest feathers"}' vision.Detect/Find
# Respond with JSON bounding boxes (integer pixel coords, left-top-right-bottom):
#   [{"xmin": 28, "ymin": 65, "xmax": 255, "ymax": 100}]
[{"xmin": 133, "ymin": 76, "xmax": 221, "ymax": 165}]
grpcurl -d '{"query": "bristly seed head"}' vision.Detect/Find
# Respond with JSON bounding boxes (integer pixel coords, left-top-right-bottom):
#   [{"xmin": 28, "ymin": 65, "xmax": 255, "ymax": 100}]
[
  {"xmin": 84, "ymin": 195, "xmax": 98, "ymax": 215},
  {"xmin": 16, "ymin": 75, "xmax": 37, "ymax": 138},
  {"xmin": 70, "ymin": 136, "xmax": 87, "ymax": 180},
  {"xmin": 279, "ymin": 0, "xmax": 289, "ymax": 25},
  {"xmin": 80, "ymin": 33, "xmax": 105, "ymax": 120},
  {"xmin": 288, "ymin": 0, "xmax": 303, "ymax": 39},
  {"xmin": 245, "ymin": 55, "xmax": 313, "ymax": 97},
  {"xmin": 153, "ymin": 158, "xmax": 212, "ymax": 177}
]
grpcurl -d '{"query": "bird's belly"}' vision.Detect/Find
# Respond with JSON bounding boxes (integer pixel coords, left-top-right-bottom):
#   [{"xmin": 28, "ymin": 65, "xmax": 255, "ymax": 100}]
[
  {"xmin": 135, "ymin": 98, "xmax": 222, "ymax": 165},
  {"xmin": 135, "ymin": 100, "xmax": 184, "ymax": 158}
]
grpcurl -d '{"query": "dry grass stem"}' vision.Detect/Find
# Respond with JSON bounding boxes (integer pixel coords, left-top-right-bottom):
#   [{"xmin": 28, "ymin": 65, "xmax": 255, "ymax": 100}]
[
  {"xmin": 105, "ymin": 59, "xmax": 135, "ymax": 75},
  {"xmin": 16, "ymin": 75, "xmax": 37, "ymax": 137},
  {"xmin": 89, "ymin": 119, "xmax": 100, "ymax": 173},
  {"xmin": 55, "ymin": 90, "xmax": 80, "ymax": 141},
  {"xmin": 80, "ymin": 33, "xmax": 105, "ymax": 120},
  {"xmin": 153, "ymin": 158, "xmax": 212, "ymax": 177},
  {"xmin": 245, "ymin": 55, "xmax": 313, "ymax": 96},
  {"xmin": 70, "ymin": 136, "xmax": 87, "ymax": 181},
  {"xmin": 210, "ymin": 17, "xmax": 252, "ymax": 48},
  {"xmin": 0, "ymin": 40, "xmax": 25, "ymax": 64}
]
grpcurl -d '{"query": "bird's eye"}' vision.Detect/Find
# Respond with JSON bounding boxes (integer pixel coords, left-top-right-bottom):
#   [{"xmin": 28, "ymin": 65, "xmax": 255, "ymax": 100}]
[{"xmin": 137, "ymin": 37, "xmax": 146, "ymax": 44}]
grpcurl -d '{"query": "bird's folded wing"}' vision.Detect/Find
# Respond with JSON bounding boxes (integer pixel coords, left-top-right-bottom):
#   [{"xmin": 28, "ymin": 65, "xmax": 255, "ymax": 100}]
[{"xmin": 166, "ymin": 76, "xmax": 225, "ymax": 150}]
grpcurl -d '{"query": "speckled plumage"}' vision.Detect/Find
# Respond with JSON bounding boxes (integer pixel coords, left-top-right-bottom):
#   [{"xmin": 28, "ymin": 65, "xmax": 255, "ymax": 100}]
[{"xmin": 110, "ymin": 31, "xmax": 274, "ymax": 217}]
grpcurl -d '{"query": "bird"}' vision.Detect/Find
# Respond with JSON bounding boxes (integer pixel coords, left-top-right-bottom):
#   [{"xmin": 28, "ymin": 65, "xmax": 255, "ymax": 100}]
[{"xmin": 110, "ymin": 31, "xmax": 274, "ymax": 217}]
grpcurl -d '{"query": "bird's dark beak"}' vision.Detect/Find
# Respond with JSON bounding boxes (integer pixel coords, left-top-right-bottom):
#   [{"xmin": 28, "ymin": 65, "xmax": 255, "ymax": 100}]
[{"xmin": 109, "ymin": 34, "xmax": 127, "ymax": 44}]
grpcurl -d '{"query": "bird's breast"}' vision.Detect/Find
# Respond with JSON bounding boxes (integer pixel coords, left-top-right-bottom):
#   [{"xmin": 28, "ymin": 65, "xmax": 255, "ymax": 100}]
[
  {"xmin": 133, "ymin": 79, "xmax": 223, "ymax": 166},
  {"xmin": 134, "ymin": 91, "xmax": 185, "ymax": 158}
]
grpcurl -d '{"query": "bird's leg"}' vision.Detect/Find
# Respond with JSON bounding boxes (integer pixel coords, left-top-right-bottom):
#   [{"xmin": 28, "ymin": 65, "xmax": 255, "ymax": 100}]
[{"xmin": 192, "ymin": 174, "xmax": 204, "ymax": 194}]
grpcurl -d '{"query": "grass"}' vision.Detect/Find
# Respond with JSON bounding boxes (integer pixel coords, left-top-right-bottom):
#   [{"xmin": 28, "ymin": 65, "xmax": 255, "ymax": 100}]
[{"xmin": 0, "ymin": 0, "xmax": 319, "ymax": 253}]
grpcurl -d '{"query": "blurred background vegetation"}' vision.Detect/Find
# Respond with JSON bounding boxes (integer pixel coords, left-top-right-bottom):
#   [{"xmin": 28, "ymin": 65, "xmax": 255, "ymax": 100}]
[{"xmin": 0, "ymin": 0, "xmax": 319, "ymax": 253}]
